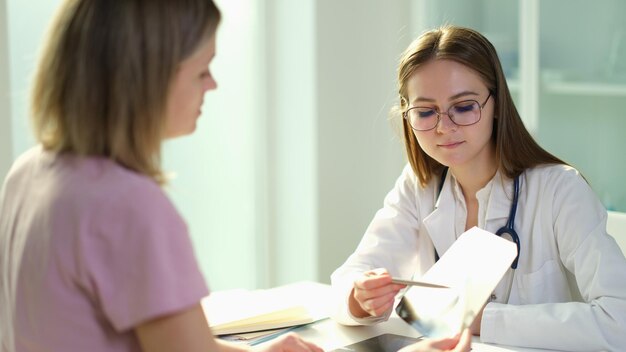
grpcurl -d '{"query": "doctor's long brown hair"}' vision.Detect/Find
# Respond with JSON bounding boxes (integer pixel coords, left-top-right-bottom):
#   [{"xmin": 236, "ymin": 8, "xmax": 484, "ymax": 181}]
[{"xmin": 395, "ymin": 26, "xmax": 565, "ymax": 187}]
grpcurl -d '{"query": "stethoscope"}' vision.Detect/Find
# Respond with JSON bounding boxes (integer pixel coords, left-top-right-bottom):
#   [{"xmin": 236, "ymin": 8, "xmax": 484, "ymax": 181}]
[{"xmin": 434, "ymin": 167, "xmax": 521, "ymax": 269}]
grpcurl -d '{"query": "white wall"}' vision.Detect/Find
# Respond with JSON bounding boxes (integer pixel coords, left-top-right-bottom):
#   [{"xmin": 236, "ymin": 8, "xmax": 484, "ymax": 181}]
[
  {"xmin": 264, "ymin": 0, "xmax": 319, "ymax": 286},
  {"xmin": 0, "ymin": 0, "xmax": 11, "ymax": 180},
  {"xmin": 1, "ymin": 0, "xmax": 63, "ymax": 180},
  {"xmin": 315, "ymin": 0, "xmax": 409, "ymax": 282},
  {"xmin": 162, "ymin": 0, "xmax": 270, "ymax": 290}
]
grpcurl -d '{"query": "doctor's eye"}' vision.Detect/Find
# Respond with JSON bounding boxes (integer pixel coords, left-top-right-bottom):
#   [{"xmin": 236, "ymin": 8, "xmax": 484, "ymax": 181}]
[
  {"xmin": 415, "ymin": 108, "xmax": 437, "ymax": 119},
  {"xmin": 451, "ymin": 101, "xmax": 479, "ymax": 114}
]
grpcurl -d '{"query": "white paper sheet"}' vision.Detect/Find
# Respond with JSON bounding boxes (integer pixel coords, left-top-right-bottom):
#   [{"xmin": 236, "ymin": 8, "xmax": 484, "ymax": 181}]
[{"xmin": 399, "ymin": 227, "xmax": 517, "ymax": 337}]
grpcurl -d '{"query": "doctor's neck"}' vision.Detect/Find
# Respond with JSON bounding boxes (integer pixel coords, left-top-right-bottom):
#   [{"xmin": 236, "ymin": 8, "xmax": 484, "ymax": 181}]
[{"xmin": 449, "ymin": 162, "xmax": 498, "ymax": 201}]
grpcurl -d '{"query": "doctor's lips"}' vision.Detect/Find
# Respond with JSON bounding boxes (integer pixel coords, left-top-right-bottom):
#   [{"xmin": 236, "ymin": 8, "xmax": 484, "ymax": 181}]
[{"xmin": 438, "ymin": 141, "xmax": 464, "ymax": 148}]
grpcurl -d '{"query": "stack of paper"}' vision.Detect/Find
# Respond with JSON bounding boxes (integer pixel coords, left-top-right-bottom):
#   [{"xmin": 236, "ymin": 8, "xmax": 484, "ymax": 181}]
[
  {"xmin": 202, "ymin": 281, "xmax": 332, "ymax": 337},
  {"xmin": 208, "ymin": 305, "xmax": 312, "ymax": 336}
]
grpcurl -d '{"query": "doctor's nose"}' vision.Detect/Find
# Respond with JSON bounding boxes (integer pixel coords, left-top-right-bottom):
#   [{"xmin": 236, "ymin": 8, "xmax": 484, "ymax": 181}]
[{"xmin": 436, "ymin": 112, "xmax": 457, "ymax": 133}]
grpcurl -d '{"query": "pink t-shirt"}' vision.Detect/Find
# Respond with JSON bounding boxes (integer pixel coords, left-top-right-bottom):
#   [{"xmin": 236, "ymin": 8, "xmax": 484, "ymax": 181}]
[{"xmin": 0, "ymin": 147, "xmax": 209, "ymax": 351}]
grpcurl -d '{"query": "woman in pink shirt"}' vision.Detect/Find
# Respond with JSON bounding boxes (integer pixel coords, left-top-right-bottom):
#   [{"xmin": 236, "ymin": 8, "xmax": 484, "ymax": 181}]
[
  {"xmin": 0, "ymin": 0, "xmax": 469, "ymax": 351},
  {"xmin": 0, "ymin": 1, "xmax": 322, "ymax": 351}
]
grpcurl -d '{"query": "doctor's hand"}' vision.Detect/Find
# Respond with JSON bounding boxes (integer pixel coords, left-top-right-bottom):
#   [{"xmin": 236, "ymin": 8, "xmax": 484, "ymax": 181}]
[
  {"xmin": 349, "ymin": 268, "xmax": 406, "ymax": 318},
  {"xmin": 398, "ymin": 329, "xmax": 472, "ymax": 352}
]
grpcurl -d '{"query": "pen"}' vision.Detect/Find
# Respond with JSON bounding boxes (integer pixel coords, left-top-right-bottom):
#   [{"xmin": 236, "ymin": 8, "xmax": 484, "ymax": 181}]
[{"xmin": 391, "ymin": 278, "xmax": 450, "ymax": 289}]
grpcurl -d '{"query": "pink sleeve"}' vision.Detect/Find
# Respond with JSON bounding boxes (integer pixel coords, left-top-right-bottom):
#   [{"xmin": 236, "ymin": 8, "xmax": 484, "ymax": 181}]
[{"xmin": 80, "ymin": 179, "xmax": 209, "ymax": 332}]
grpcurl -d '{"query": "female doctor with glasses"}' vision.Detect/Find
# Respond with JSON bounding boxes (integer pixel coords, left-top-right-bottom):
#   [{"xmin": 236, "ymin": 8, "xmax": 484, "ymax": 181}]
[{"xmin": 330, "ymin": 25, "xmax": 626, "ymax": 352}]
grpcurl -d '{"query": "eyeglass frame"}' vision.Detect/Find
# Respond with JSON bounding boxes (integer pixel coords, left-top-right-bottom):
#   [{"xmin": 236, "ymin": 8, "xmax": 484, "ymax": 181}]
[{"xmin": 402, "ymin": 92, "xmax": 492, "ymax": 132}]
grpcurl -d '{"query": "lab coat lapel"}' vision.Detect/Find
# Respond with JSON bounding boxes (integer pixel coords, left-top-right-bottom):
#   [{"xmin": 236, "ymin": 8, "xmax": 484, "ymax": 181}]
[
  {"xmin": 423, "ymin": 173, "xmax": 457, "ymax": 258},
  {"xmin": 485, "ymin": 173, "xmax": 514, "ymax": 231}
]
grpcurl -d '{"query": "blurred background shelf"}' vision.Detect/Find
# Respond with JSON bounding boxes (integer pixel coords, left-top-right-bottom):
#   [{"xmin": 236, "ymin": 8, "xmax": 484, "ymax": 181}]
[
  {"xmin": 542, "ymin": 81, "xmax": 626, "ymax": 96},
  {"xmin": 415, "ymin": 0, "xmax": 626, "ymax": 213}
]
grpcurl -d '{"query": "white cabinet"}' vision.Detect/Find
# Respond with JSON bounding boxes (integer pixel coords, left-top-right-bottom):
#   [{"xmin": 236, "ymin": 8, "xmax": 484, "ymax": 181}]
[
  {"xmin": 412, "ymin": 0, "xmax": 626, "ymax": 211},
  {"xmin": 535, "ymin": 0, "xmax": 626, "ymax": 212}
]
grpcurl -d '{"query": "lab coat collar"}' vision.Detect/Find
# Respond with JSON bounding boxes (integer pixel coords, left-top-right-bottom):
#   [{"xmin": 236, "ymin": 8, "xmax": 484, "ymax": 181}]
[
  {"xmin": 485, "ymin": 171, "xmax": 515, "ymax": 225},
  {"xmin": 423, "ymin": 170, "xmax": 516, "ymax": 258},
  {"xmin": 423, "ymin": 171, "xmax": 457, "ymax": 258}
]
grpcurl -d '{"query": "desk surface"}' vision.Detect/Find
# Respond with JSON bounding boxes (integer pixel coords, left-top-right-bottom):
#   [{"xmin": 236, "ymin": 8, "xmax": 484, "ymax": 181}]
[
  {"xmin": 208, "ymin": 282, "xmax": 563, "ymax": 352},
  {"xmin": 279, "ymin": 312, "xmax": 562, "ymax": 352}
]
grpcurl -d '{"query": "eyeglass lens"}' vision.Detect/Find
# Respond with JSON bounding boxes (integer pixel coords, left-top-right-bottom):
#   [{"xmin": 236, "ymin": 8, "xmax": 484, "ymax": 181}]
[{"xmin": 407, "ymin": 100, "xmax": 481, "ymax": 131}]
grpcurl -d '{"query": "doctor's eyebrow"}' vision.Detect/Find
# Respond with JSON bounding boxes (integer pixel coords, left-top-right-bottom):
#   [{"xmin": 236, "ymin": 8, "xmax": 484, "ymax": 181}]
[{"xmin": 411, "ymin": 90, "xmax": 480, "ymax": 105}]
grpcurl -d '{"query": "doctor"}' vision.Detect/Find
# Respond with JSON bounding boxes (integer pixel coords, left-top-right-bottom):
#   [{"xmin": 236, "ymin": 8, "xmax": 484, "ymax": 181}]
[{"xmin": 331, "ymin": 25, "xmax": 626, "ymax": 351}]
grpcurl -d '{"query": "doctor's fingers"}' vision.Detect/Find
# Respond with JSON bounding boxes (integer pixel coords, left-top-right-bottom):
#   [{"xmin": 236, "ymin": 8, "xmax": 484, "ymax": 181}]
[
  {"xmin": 353, "ymin": 277, "xmax": 404, "ymax": 298},
  {"xmin": 354, "ymin": 272, "xmax": 400, "ymax": 291},
  {"xmin": 354, "ymin": 290, "xmax": 397, "ymax": 317}
]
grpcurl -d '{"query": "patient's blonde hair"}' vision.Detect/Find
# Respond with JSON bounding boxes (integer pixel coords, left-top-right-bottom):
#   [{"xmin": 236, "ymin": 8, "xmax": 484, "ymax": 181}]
[{"xmin": 31, "ymin": 0, "xmax": 221, "ymax": 184}]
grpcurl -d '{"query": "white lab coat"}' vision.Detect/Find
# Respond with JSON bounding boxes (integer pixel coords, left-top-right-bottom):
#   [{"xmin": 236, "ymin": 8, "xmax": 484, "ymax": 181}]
[{"xmin": 331, "ymin": 163, "xmax": 626, "ymax": 351}]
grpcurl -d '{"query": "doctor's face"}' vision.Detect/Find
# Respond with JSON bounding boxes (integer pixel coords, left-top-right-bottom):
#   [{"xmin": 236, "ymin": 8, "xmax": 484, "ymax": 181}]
[{"xmin": 405, "ymin": 59, "xmax": 495, "ymax": 171}]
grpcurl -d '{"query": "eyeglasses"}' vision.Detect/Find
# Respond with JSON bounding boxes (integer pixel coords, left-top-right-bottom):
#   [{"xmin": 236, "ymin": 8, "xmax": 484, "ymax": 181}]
[{"xmin": 403, "ymin": 93, "xmax": 492, "ymax": 131}]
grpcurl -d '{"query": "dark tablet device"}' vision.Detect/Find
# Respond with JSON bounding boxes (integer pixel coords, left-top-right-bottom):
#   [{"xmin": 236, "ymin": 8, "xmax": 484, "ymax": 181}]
[{"xmin": 331, "ymin": 333, "xmax": 423, "ymax": 352}]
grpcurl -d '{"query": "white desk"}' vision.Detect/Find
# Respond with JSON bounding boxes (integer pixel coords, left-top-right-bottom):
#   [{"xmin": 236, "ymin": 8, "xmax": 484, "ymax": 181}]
[
  {"xmin": 208, "ymin": 282, "xmax": 563, "ymax": 352},
  {"xmin": 290, "ymin": 314, "xmax": 563, "ymax": 352}
]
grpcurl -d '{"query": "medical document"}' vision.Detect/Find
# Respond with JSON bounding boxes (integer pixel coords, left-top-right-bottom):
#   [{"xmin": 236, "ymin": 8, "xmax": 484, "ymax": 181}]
[{"xmin": 396, "ymin": 227, "xmax": 517, "ymax": 338}]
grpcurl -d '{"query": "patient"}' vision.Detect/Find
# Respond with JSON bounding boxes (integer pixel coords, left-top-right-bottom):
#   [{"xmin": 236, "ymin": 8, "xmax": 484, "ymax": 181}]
[{"xmin": 0, "ymin": 1, "xmax": 320, "ymax": 351}]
